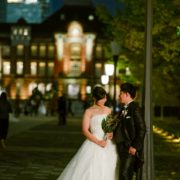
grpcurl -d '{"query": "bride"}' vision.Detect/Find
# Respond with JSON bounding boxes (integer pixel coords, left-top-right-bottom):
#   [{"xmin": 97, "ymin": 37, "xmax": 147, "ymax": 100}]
[{"xmin": 57, "ymin": 86, "xmax": 119, "ymax": 180}]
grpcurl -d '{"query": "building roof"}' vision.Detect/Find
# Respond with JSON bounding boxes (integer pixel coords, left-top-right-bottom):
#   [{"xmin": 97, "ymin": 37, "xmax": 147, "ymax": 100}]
[
  {"xmin": 31, "ymin": 2, "xmax": 106, "ymax": 39},
  {"xmin": 0, "ymin": 0, "xmax": 107, "ymax": 41}
]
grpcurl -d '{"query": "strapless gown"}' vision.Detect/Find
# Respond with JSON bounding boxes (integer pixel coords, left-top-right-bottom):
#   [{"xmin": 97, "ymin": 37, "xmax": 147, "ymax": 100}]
[{"xmin": 57, "ymin": 114, "xmax": 119, "ymax": 180}]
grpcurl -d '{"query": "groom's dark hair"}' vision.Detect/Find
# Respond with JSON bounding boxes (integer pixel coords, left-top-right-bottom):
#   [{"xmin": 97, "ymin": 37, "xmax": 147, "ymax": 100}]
[{"xmin": 120, "ymin": 83, "xmax": 137, "ymax": 99}]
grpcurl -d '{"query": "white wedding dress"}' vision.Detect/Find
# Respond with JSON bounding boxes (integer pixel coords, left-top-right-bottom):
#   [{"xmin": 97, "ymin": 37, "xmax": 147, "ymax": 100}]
[{"xmin": 57, "ymin": 114, "xmax": 119, "ymax": 180}]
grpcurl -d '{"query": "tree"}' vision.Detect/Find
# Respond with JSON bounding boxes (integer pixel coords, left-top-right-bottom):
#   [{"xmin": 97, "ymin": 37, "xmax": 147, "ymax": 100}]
[{"xmin": 95, "ymin": 0, "xmax": 180, "ymax": 107}]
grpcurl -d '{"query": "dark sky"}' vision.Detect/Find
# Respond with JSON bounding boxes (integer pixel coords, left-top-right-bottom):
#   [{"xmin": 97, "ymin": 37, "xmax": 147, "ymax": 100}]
[
  {"xmin": 50, "ymin": 0, "xmax": 123, "ymax": 17},
  {"xmin": 92, "ymin": 0, "xmax": 123, "ymax": 15},
  {"xmin": 1, "ymin": 0, "xmax": 123, "ymax": 23}
]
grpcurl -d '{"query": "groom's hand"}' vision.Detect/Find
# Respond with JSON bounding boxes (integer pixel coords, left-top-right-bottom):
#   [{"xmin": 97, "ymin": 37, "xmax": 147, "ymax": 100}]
[{"xmin": 128, "ymin": 146, "xmax": 136, "ymax": 156}]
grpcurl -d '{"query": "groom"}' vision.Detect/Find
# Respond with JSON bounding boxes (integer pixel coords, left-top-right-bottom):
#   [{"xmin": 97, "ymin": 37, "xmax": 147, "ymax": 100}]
[{"xmin": 114, "ymin": 83, "xmax": 146, "ymax": 180}]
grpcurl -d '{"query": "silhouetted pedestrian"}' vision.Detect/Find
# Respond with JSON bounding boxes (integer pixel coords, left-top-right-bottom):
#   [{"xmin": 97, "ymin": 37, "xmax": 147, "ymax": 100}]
[
  {"xmin": 0, "ymin": 92, "xmax": 12, "ymax": 150},
  {"xmin": 57, "ymin": 95, "xmax": 67, "ymax": 125},
  {"xmin": 14, "ymin": 95, "xmax": 21, "ymax": 117},
  {"xmin": 68, "ymin": 99, "xmax": 74, "ymax": 116}
]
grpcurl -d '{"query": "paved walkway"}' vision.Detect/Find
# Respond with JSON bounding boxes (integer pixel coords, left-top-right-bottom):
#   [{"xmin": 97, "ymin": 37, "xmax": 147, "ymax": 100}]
[
  {"xmin": 0, "ymin": 115, "xmax": 85, "ymax": 180},
  {"xmin": 0, "ymin": 115, "xmax": 179, "ymax": 180}
]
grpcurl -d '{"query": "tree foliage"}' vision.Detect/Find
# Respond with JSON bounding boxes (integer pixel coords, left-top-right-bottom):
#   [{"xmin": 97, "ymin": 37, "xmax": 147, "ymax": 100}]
[{"xmin": 95, "ymin": 0, "xmax": 180, "ymax": 105}]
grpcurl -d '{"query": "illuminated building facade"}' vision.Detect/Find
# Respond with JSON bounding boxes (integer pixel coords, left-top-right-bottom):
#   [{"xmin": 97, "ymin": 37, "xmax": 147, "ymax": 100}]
[{"xmin": 0, "ymin": 0, "xmax": 107, "ymax": 109}]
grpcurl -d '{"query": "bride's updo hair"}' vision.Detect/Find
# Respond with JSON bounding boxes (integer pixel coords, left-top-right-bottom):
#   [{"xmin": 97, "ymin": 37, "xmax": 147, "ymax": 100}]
[{"xmin": 92, "ymin": 85, "xmax": 106, "ymax": 101}]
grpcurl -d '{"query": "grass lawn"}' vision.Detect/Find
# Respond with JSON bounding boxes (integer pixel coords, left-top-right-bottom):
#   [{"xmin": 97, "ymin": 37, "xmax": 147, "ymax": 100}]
[{"xmin": 153, "ymin": 117, "xmax": 180, "ymax": 179}]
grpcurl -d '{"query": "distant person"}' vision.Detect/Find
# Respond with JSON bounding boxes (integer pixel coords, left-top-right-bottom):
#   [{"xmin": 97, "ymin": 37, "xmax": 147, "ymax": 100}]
[
  {"xmin": 46, "ymin": 93, "xmax": 58, "ymax": 116},
  {"xmin": 57, "ymin": 86, "xmax": 119, "ymax": 180},
  {"xmin": 14, "ymin": 95, "xmax": 21, "ymax": 117},
  {"xmin": 57, "ymin": 95, "xmax": 67, "ymax": 125},
  {"xmin": 67, "ymin": 99, "xmax": 74, "ymax": 116},
  {"xmin": 0, "ymin": 92, "xmax": 12, "ymax": 150},
  {"xmin": 114, "ymin": 82, "xmax": 146, "ymax": 180}
]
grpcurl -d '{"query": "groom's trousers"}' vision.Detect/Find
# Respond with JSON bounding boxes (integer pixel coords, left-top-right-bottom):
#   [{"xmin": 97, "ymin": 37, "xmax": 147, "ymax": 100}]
[{"xmin": 117, "ymin": 143, "xmax": 136, "ymax": 180}]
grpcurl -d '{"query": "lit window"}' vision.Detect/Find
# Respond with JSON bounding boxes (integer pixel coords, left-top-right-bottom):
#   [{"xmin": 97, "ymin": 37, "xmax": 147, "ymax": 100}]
[
  {"xmin": 7, "ymin": 0, "xmax": 23, "ymax": 3},
  {"xmin": 17, "ymin": 45, "xmax": 24, "ymax": 56},
  {"xmin": 70, "ymin": 61, "xmax": 81, "ymax": 77},
  {"xmin": 8, "ymin": 0, "xmax": 38, "ymax": 3},
  {"xmin": 23, "ymin": 28, "xmax": 29, "ymax": 36},
  {"xmin": 19, "ymin": 28, "xmax": 23, "ymax": 35},
  {"xmin": 2, "ymin": 45, "xmax": 10, "ymax": 57},
  {"xmin": 70, "ymin": 43, "xmax": 81, "ymax": 59},
  {"xmin": 95, "ymin": 63, "xmax": 102, "ymax": 77},
  {"xmin": 95, "ymin": 45, "xmax": 102, "ymax": 58},
  {"xmin": 39, "ymin": 62, "xmax": 46, "ymax": 75},
  {"xmin": 13, "ymin": 28, "xmax": 18, "ymax": 35},
  {"xmin": 48, "ymin": 45, "xmax": 54, "ymax": 58},
  {"xmin": 11, "ymin": 26, "xmax": 31, "ymax": 45},
  {"xmin": 39, "ymin": 44, "xmax": 46, "ymax": 57},
  {"xmin": 16, "ymin": 61, "xmax": 23, "ymax": 74},
  {"xmin": 47, "ymin": 62, "xmax": 54, "ymax": 76},
  {"xmin": 86, "ymin": 34, "xmax": 95, "ymax": 61},
  {"xmin": 31, "ymin": 44, "xmax": 37, "ymax": 57},
  {"xmin": 3, "ymin": 62, "xmax": 11, "ymax": 75},
  {"xmin": 25, "ymin": 0, "xmax": 38, "ymax": 4},
  {"xmin": 68, "ymin": 84, "xmax": 80, "ymax": 99},
  {"xmin": 30, "ymin": 62, "xmax": 37, "ymax": 75}
]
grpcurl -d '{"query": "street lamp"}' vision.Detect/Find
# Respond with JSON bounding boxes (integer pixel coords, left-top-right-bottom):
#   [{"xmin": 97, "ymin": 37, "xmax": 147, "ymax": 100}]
[
  {"xmin": 105, "ymin": 64, "xmax": 114, "ymax": 76},
  {"xmin": 111, "ymin": 41, "xmax": 120, "ymax": 113},
  {"xmin": 101, "ymin": 74, "xmax": 109, "ymax": 93},
  {"xmin": 104, "ymin": 63, "xmax": 114, "ymax": 98},
  {"xmin": 101, "ymin": 74, "xmax": 109, "ymax": 85}
]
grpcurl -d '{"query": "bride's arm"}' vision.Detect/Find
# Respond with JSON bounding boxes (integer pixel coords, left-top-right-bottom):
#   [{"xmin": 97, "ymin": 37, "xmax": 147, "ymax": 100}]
[{"xmin": 82, "ymin": 109, "xmax": 106, "ymax": 148}]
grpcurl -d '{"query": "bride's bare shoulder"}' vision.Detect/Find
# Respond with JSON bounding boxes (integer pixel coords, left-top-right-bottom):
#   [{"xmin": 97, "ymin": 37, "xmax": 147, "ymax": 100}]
[
  {"xmin": 85, "ymin": 106, "xmax": 96, "ymax": 113},
  {"xmin": 104, "ymin": 106, "xmax": 112, "ymax": 113},
  {"xmin": 84, "ymin": 106, "xmax": 94, "ymax": 114}
]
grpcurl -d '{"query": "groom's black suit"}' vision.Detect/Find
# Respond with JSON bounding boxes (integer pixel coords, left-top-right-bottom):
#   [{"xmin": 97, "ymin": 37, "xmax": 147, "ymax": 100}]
[{"xmin": 114, "ymin": 101, "xmax": 146, "ymax": 180}]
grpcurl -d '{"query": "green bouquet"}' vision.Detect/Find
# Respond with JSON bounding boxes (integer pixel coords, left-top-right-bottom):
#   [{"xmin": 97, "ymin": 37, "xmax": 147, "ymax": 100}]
[{"xmin": 101, "ymin": 114, "xmax": 119, "ymax": 133}]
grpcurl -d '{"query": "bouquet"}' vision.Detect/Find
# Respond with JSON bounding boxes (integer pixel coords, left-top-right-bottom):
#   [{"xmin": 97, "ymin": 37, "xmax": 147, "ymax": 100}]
[{"xmin": 101, "ymin": 113, "xmax": 119, "ymax": 133}]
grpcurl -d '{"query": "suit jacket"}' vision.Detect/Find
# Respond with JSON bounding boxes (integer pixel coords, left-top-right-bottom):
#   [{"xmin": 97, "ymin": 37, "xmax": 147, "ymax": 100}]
[{"xmin": 114, "ymin": 101, "xmax": 146, "ymax": 151}]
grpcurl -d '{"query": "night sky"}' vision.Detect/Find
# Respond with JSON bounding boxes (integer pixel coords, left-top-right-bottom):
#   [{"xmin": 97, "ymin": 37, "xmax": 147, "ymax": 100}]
[{"xmin": 1, "ymin": 0, "xmax": 123, "ymax": 23}]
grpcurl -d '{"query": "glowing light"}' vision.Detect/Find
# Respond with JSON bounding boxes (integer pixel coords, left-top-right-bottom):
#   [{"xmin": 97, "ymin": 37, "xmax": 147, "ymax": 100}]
[
  {"xmin": 105, "ymin": 64, "xmax": 114, "ymax": 76},
  {"xmin": 68, "ymin": 21, "xmax": 83, "ymax": 37},
  {"xmin": 101, "ymin": 75, "xmax": 109, "ymax": 85},
  {"xmin": 153, "ymin": 125, "xmax": 180, "ymax": 144},
  {"xmin": 55, "ymin": 34, "xmax": 64, "ymax": 60},
  {"xmin": 177, "ymin": 26, "xmax": 180, "ymax": 36},
  {"xmin": 86, "ymin": 86, "xmax": 91, "ymax": 94},
  {"xmin": 85, "ymin": 34, "xmax": 95, "ymax": 61},
  {"xmin": 88, "ymin": 15, "xmax": 94, "ymax": 21},
  {"xmin": 71, "ymin": 28, "xmax": 80, "ymax": 36}
]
